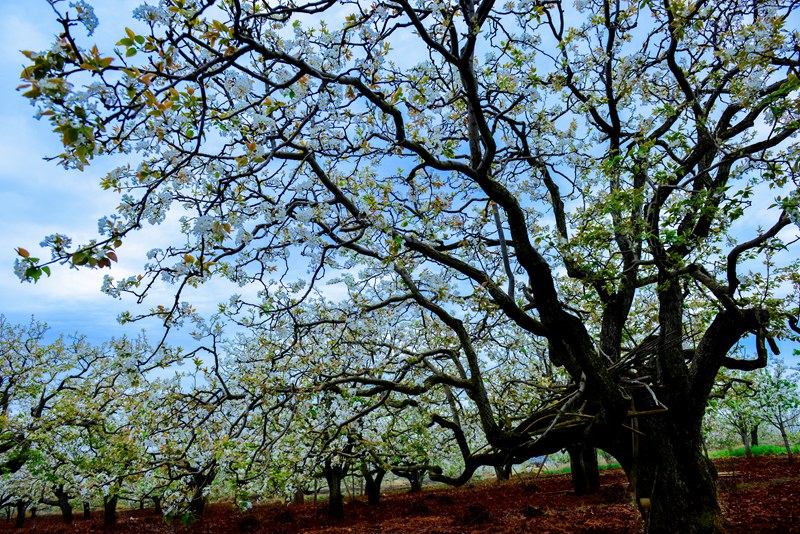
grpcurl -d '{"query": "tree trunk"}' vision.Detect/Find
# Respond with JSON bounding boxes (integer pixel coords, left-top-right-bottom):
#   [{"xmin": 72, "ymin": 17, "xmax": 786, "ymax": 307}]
[
  {"xmin": 616, "ymin": 416, "xmax": 726, "ymax": 534},
  {"xmin": 750, "ymin": 425, "xmax": 759, "ymax": 447},
  {"xmin": 153, "ymin": 497, "xmax": 163, "ymax": 516},
  {"xmin": 362, "ymin": 466, "xmax": 385, "ymax": 505},
  {"xmin": 738, "ymin": 427, "xmax": 752, "ymax": 458},
  {"xmin": 54, "ymin": 486, "xmax": 73, "ymax": 524},
  {"xmin": 323, "ymin": 461, "xmax": 345, "ymax": 519},
  {"xmin": 14, "ymin": 501, "xmax": 26, "ymax": 528},
  {"xmin": 189, "ymin": 490, "xmax": 206, "ymax": 518},
  {"xmin": 402, "ymin": 469, "xmax": 425, "ymax": 493},
  {"xmin": 494, "ymin": 462, "xmax": 512, "ymax": 482},
  {"xmin": 293, "ymin": 488, "xmax": 305, "ymax": 505},
  {"xmin": 59, "ymin": 501, "xmax": 74, "ymax": 524},
  {"xmin": 103, "ymin": 495, "xmax": 118, "ymax": 529},
  {"xmin": 188, "ymin": 470, "xmax": 215, "ymax": 519},
  {"xmin": 83, "ymin": 502, "xmax": 90, "ymax": 520},
  {"xmin": 778, "ymin": 422, "xmax": 793, "ymax": 462},
  {"xmin": 568, "ymin": 443, "xmax": 600, "ymax": 495}
]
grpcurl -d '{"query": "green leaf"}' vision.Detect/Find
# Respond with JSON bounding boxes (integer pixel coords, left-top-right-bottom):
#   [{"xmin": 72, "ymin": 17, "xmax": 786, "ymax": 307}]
[
  {"xmin": 22, "ymin": 87, "xmax": 41, "ymax": 99},
  {"xmin": 62, "ymin": 127, "xmax": 79, "ymax": 145},
  {"xmin": 71, "ymin": 252, "xmax": 89, "ymax": 266},
  {"xmin": 24, "ymin": 267, "xmax": 41, "ymax": 282}
]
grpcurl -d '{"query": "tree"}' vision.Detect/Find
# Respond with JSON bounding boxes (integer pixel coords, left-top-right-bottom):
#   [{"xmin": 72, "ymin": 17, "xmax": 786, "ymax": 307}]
[
  {"xmin": 753, "ymin": 362, "xmax": 800, "ymax": 462},
  {"xmin": 708, "ymin": 368, "xmax": 762, "ymax": 457},
  {"xmin": 17, "ymin": 0, "xmax": 800, "ymax": 531},
  {"xmin": 0, "ymin": 316, "xmax": 111, "ymax": 519}
]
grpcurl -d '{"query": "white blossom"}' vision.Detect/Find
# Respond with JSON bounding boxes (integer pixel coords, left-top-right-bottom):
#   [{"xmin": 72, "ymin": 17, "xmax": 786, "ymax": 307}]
[{"xmin": 69, "ymin": 1, "xmax": 98, "ymax": 35}]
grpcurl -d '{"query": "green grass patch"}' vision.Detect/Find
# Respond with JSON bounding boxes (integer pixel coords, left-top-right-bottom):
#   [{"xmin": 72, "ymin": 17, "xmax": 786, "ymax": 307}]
[
  {"xmin": 538, "ymin": 444, "xmax": 798, "ymax": 476},
  {"xmin": 599, "ymin": 462, "xmax": 621, "ymax": 470},
  {"xmin": 542, "ymin": 466, "xmax": 572, "ymax": 475},
  {"xmin": 539, "ymin": 462, "xmax": 620, "ymax": 476},
  {"xmin": 710, "ymin": 444, "xmax": 800, "ymax": 459}
]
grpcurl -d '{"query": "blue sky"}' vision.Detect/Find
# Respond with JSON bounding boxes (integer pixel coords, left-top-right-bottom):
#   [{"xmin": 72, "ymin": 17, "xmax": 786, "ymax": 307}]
[{"xmin": 0, "ymin": 0, "xmax": 188, "ymax": 343}]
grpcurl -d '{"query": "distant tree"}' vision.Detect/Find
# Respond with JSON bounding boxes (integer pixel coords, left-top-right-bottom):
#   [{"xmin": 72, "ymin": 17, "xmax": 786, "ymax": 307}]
[
  {"xmin": 708, "ymin": 368, "xmax": 762, "ymax": 457},
  {"xmin": 753, "ymin": 362, "xmax": 800, "ymax": 462},
  {"xmin": 17, "ymin": 1, "xmax": 800, "ymax": 531}
]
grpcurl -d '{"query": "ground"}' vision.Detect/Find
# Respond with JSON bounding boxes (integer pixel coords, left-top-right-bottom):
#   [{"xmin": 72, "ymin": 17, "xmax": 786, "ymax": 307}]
[{"xmin": 2, "ymin": 455, "xmax": 798, "ymax": 533}]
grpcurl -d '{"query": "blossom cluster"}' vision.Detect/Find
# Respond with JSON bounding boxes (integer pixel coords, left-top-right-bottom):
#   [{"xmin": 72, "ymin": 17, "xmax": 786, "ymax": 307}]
[{"xmin": 69, "ymin": 1, "xmax": 98, "ymax": 36}]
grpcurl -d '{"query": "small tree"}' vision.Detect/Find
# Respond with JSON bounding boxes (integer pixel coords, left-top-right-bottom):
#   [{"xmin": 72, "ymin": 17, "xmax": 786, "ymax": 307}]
[
  {"xmin": 708, "ymin": 369, "xmax": 762, "ymax": 457},
  {"xmin": 754, "ymin": 362, "xmax": 800, "ymax": 462}
]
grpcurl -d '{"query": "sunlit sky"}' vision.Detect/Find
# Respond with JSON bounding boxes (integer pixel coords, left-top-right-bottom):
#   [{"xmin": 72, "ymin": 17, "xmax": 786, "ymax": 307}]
[
  {"xmin": 0, "ymin": 1, "xmax": 797, "ymax": 361},
  {"xmin": 0, "ymin": 0, "xmax": 192, "ymax": 343}
]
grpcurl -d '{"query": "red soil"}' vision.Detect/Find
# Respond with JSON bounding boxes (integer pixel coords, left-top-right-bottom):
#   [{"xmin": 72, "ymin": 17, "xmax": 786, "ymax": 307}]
[{"xmin": 3, "ymin": 455, "xmax": 798, "ymax": 533}]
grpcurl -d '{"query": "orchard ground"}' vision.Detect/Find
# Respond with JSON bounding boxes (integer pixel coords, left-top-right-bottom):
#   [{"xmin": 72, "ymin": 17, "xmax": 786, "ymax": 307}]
[{"xmin": 3, "ymin": 454, "xmax": 798, "ymax": 533}]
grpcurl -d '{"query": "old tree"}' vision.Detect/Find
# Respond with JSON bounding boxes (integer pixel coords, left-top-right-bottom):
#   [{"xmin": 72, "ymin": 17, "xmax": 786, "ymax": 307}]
[{"xmin": 16, "ymin": 0, "xmax": 800, "ymax": 531}]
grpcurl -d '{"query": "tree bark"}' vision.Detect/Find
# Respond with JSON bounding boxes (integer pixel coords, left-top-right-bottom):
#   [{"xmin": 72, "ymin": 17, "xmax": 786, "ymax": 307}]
[
  {"xmin": 778, "ymin": 421, "xmax": 794, "ymax": 462},
  {"xmin": 494, "ymin": 462, "xmax": 512, "ymax": 482},
  {"xmin": 404, "ymin": 469, "xmax": 425, "ymax": 493},
  {"xmin": 323, "ymin": 460, "xmax": 345, "ymax": 519},
  {"xmin": 568, "ymin": 443, "xmax": 600, "ymax": 495},
  {"xmin": 189, "ymin": 490, "xmax": 206, "ymax": 518},
  {"xmin": 83, "ymin": 502, "xmax": 90, "ymax": 520},
  {"xmin": 293, "ymin": 488, "xmax": 305, "ymax": 505},
  {"xmin": 153, "ymin": 497, "xmax": 163, "ymax": 516},
  {"xmin": 615, "ymin": 415, "xmax": 726, "ymax": 534},
  {"xmin": 14, "ymin": 501, "xmax": 26, "ymax": 528},
  {"xmin": 362, "ymin": 466, "xmax": 385, "ymax": 505},
  {"xmin": 103, "ymin": 495, "xmax": 118, "ymax": 529},
  {"xmin": 738, "ymin": 427, "xmax": 752, "ymax": 458},
  {"xmin": 750, "ymin": 426, "xmax": 759, "ymax": 447},
  {"xmin": 53, "ymin": 486, "xmax": 73, "ymax": 524},
  {"xmin": 188, "ymin": 470, "xmax": 215, "ymax": 519}
]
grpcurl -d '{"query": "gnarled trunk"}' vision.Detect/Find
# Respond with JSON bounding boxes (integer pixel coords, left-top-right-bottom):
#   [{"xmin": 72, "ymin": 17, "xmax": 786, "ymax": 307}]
[
  {"xmin": 602, "ymin": 279, "xmax": 762, "ymax": 532},
  {"xmin": 614, "ymin": 414, "xmax": 725, "ymax": 534},
  {"xmin": 54, "ymin": 486, "xmax": 73, "ymax": 524}
]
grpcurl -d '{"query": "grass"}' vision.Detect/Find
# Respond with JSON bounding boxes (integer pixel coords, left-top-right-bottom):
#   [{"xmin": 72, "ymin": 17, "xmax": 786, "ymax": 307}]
[
  {"xmin": 535, "ymin": 444, "xmax": 798, "ymax": 476},
  {"xmin": 538, "ymin": 462, "xmax": 620, "ymax": 476},
  {"xmin": 710, "ymin": 444, "xmax": 800, "ymax": 459}
]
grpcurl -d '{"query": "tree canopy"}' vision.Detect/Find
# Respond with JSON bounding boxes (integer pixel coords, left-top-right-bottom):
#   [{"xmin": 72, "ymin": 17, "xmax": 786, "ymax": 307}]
[{"xmin": 13, "ymin": 0, "xmax": 800, "ymax": 531}]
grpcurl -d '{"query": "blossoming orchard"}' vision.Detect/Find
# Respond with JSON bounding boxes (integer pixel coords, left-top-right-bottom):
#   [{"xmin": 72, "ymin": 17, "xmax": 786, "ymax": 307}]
[{"xmin": 5, "ymin": 0, "xmax": 800, "ymax": 531}]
